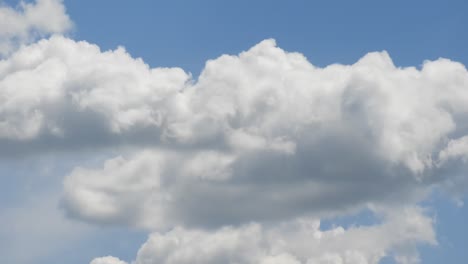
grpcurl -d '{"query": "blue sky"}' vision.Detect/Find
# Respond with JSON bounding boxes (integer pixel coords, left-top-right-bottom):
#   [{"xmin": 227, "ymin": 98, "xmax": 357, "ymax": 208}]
[
  {"xmin": 66, "ymin": 0, "xmax": 468, "ymax": 74},
  {"xmin": 1, "ymin": 1, "xmax": 468, "ymax": 263}
]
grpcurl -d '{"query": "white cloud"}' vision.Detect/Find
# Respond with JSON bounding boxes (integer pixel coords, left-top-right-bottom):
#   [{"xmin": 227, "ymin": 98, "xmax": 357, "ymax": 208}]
[
  {"xmin": 0, "ymin": 26, "xmax": 467, "ymax": 263},
  {"xmin": 0, "ymin": 0, "xmax": 72, "ymax": 55},
  {"xmin": 0, "ymin": 36, "xmax": 188, "ymax": 149},
  {"xmin": 1, "ymin": 37, "xmax": 467, "ymax": 168},
  {"xmin": 128, "ymin": 207, "xmax": 434, "ymax": 264},
  {"xmin": 47, "ymin": 38, "xmax": 467, "ymax": 231},
  {"xmin": 90, "ymin": 256, "xmax": 128, "ymax": 264}
]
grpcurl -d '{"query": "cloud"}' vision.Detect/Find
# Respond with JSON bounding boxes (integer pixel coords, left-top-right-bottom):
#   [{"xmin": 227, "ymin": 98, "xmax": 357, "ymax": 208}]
[
  {"xmin": 120, "ymin": 207, "xmax": 434, "ymax": 264},
  {"xmin": 90, "ymin": 256, "xmax": 128, "ymax": 264},
  {"xmin": 62, "ymin": 147, "xmax": 423, "ymax": 230},
  {"xmin": 0, "ymin": 0, "xmax": 72, "ymax": 55},
  {"xmin": 436, "ymin": 135, "xmax": 468, "ymax": 199},
  {"xmin": 48, "ymin": 39, "xmax": 468, "ymax": 231},
  {"xmin": 0, "ymin": 36, "xmax": 188, "ymax": 155},
  {"xmin": 2, "ymin": 37, "xmax": 467, "ymax": 165},
  {"xmin": 1, "ymin": 19, "xmax": 468, "ymax": 263},
  {"xmin": 439, "ymin": 135, "xmax": 468, "ymax": 163}
]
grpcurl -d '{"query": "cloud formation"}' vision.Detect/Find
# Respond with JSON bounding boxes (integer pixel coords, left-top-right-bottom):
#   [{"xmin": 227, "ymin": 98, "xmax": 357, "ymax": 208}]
[
  {"xmin": 0, "ymin": 36, "xmax": 188, "ymax": 154},
  {"xmin": 118, "ymin": 207, "xmax": 435, "ymax": 264},
  {"xmin": 53, "ymin": 39, "xmax": 467, "ymax": 232},
  {"xmin": 1, "ymin": 2, "xmax": 468, "ymax": 262}
]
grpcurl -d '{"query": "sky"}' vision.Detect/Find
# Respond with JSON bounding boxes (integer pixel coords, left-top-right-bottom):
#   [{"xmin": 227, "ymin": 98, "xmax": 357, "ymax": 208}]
[{"xmin": 0, "ymin": 0, "xmax": 467, "ymax": 263}]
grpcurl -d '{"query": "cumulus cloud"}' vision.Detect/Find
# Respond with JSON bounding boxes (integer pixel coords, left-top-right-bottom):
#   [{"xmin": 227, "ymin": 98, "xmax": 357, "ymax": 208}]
[
  {"xmin": 50, "ymin": 39, "xmax": 468, "ymax": 231},
  {"xmin": 0, "ymin": 0, "xmax": 72, "ymax": 55},
  {"xmin": 2, "ymin": 37, "xmax": 467, "ymax": 163},
  {"xmin": 0, "ymin": 36, "xmax": 188, "ymax": 155},
  {"xmin": 1, "ymin": 10, "xmax": 468, "ymax": 262},
  {"xmin": 122, "ymin": 207, "xmax": 434, "ymax": 264}
]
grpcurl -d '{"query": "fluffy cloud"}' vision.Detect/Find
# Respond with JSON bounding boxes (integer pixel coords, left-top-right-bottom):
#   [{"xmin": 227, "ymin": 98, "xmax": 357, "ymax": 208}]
[
  {"xmin": 55, "ymin": 39, "xmax": 468, "ymax": 231},
  {"xmin": 126, "ymin": 207, "xmax": 435, "ymax": 264},
  {"xmin": 0, "ymin": 36, "xmax": 188, "ymax": 155},
  {"xmin": 1, "ymin": 15, "xmax": 468, "ymax": 263},
  {"xmin": 2, "ymin": 37, "xmax": 467, "ymax": 164},
  {"xmin": 0, "ymin": 0, "xmax": 72, "ymax": 55}
]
